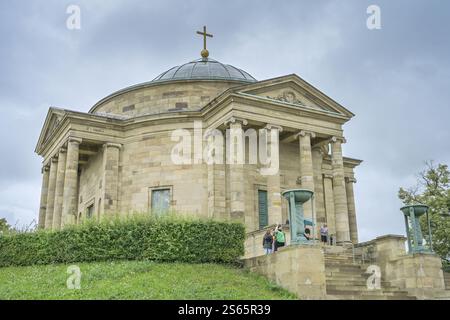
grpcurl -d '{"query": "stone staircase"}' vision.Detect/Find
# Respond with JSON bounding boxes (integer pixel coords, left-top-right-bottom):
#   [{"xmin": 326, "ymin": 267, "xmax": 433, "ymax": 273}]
[{"xmin": 324, "ymin": 247, "xmax": 416, "ymax": 300}]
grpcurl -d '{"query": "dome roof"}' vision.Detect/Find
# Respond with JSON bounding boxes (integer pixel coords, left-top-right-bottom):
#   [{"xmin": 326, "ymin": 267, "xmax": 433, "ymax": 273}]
[{"xmin": 152, "ymin": 58, "xmax": 257, "ymax": 83}]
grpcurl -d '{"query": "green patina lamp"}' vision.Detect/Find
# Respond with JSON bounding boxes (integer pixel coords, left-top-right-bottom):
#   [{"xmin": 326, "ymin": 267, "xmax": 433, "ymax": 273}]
[
  {"xmin": 282, "ymin": 189, "xmax": 314, "ymax": 245},
  {"xmin": 400, "ymin": 204, "xmax": 433, "ymax": 253}
]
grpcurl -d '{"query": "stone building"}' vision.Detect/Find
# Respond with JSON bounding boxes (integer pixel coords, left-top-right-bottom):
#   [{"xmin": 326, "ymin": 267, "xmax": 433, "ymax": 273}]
[
  {"xmin": 35, "ymin": 32, "xmax": 362, "ymax": 246},
  {"xmin": 34, "ymin": 29, "xmax": 450, "ymax": 300}
]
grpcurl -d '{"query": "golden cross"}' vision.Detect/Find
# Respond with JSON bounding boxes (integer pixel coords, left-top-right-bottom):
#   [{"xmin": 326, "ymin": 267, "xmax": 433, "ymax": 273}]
[{"xmin": 196, "ymin": 26, "xmax": 213, "ymax": 58}]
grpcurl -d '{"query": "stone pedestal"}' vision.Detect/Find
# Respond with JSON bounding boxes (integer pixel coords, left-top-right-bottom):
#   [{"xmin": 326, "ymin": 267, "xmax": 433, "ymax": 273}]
[
  {"xmin": 243, "ymin": 245, "xmax": 327, "ymax": 300},
  {"xmin": 356, "ymin": 235, "xmax": 447, "ymax": 299}
]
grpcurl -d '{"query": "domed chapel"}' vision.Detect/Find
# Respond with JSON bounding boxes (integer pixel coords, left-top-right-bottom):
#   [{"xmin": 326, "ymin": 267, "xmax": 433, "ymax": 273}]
[{"xmin": 35, "ymin": 27, "xmax": 362, "ymax": 246}]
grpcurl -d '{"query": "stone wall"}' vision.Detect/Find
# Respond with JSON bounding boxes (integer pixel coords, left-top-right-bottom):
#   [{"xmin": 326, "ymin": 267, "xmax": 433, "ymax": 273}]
[
  {"xmin": 91, "ymin": 81, "xmax": 240, "ymax": 117},
  {"xmin": 243, "ymin": 245, "xmax": 327, "ymax": 300},
  {"xmin": 356, "ymin": 235, "xmax": 447, "ymax": 299}
]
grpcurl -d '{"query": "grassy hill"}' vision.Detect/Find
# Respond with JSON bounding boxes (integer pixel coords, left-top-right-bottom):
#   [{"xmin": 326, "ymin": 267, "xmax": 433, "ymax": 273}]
[{"xmin": 0, "ymin": 261, "xmax": 296, "ymax": 300}]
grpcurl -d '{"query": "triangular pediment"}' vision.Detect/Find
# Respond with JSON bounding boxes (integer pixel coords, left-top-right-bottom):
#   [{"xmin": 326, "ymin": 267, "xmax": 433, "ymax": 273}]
[
  {"xmin": 232, "ymin": 74, "xmax": 354, "ymax": 118},
  {"xmin": 35, "ymin": 108, "xmax": 66, "ymax": 154}
]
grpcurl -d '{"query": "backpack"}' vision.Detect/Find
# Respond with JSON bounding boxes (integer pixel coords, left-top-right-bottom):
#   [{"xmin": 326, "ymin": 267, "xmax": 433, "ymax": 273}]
[{"xmin": 276, "ymin": 231, "xmax": 285, "ymax": 243}]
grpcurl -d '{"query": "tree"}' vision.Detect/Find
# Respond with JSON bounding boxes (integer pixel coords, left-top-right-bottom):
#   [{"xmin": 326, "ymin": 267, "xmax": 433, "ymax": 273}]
[
  {"xmin": 398, "ymin": 161, "xmax": 450, "ymax": 266},
  {"xmin": 0, "ymin": 218, "xmax": 11, "ymax": 234}
]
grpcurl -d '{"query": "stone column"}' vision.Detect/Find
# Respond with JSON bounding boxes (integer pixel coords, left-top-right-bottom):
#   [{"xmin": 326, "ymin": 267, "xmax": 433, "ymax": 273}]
[
  {"xmin": 102, "ymin": 143, "xmax": 121, "ymax": 216},
  {"xmin": 61, "ymin": 137, "xmax": 82, "ymax": 227},
  {"xmin": 266, "ymin": 124, "xmax": 283, "ymax": 226},
  {"xmin": 38, "ymin": 165, "xmax": 50, "ymax": 229},
  {"xmin": 297, "ymin": 130, "xmax": 315, "ymax": 220},
  {"xmin": 52, "ymin": 147, "xmax": 67, "ymax": 230},
  {"xmin": 345, "ymin": 177, "xmax": 358, "ymax": 244},
  {"xmin": 331, "ymin": 136, "xmax": 351, "ymax": 244},
  {"xmin": 323, "ymin": 174, "xmax": 336, "ymax": 242},
  {"xmin": 225, "ymin": 117, "xmax": 247, "ymax": 224},
  {"xmin": 312, "ymin": 147, "xmax": 326, "ymax": 225},
  {"xmin": 44, "ymin": 158, "xmax": 58, "ymax": 229},
  {"xmin": 206, "ymin": 129, "xmax": 226, "ymax": 221}
]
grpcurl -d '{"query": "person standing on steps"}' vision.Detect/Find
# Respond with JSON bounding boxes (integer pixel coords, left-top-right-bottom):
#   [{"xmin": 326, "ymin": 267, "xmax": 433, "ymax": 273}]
[
  {"xmin": 320, "ymin": 224, "xmax": 329, "ymax": 245},
  {"xmin": 262, "ymin": 229, "xmax": 274, "ymax": 255},
  {"xmin": 274, "ymin": 225, "xmax": 286, "ymax": 252}
]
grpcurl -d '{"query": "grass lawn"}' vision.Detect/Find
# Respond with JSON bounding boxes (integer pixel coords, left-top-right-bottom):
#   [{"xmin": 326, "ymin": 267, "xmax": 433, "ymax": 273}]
[{"xmin": 0, "ymin": 261, "xmax": 297, "ymax": 300}]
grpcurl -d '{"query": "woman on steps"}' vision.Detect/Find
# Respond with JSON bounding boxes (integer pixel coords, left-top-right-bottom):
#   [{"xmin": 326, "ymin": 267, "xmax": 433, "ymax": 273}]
[{"xmin": 262, "ymin": 229, "xmax": 274, "ymax": 255}]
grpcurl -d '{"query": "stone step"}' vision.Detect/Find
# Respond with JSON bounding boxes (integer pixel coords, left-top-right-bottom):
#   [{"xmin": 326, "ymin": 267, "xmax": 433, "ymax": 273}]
[
  {"xmin": 325, "ymin": 264, "xmax": 365, "ymax": 273},
  {"xmin": 325, "ymin": 263, "xmax": 364, "ymax": 269},
  {"xmin": 325, "ymin": 259, "xmax": 360, "ymax": 264},
  {"xmin": 325, "ymin": 255, "xmax": 363, "ymax": 258},
  {"xmin": 326, "ymin": 279, "xmax": 394, "ymax": 287},
  {"xmin": 326, "ymin": 271, "xmax": 367, "ymax": 277},
  {"xmin": 325, "ymin": 259, "xmax": 365, "ymax": 264},
  {"xmin": 326, "ymin": 285, "xmax": 410, "ymax": 293},
  {"xmin": 326, "ymin": 289, "xmax": 412, "ymax": 297},
  {"xmin": 325, "ymin": 272, "xmax": 367, "ymax": 279}
]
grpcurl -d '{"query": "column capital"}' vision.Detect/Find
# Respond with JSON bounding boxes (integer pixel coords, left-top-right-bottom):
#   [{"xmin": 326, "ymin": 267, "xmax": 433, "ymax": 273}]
[
  {"xmin": 41, "ymin": 165, "xmax": 50, "ymax": 173},
  {"xmin": 296, "ymin": 130, "xmax": 316, "ymax": 139},
  {"xmin": 331, "ymin": 136, "xmax": 346, "ymax": 144},
  {"xmin": 103, "ymin": 142, "xmax": 122, "ymax": 150},
  {"xmin": 224, "ymin": 116, "xmax": 248, "ymax": 127},
  {"xmin": 67, "ymin": 137, "xmax": 82, "ymax": 145},
  {"xmin": 264, "ymin": 124, "xmax": 283, "ymax": 133},
  {"xmin": 58, "ymin": 147, "xmax": 67, "ymax": 154},
  {"xmin": 345, "ymin": 177, "xmax": 357, "ymax": 184},
  {"xmin": 51, "ymin": 157, "xmax": 58, "ymax": 163}
]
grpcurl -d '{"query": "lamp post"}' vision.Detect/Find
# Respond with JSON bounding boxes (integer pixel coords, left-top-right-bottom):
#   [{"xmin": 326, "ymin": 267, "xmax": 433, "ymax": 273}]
[{"xmin": 400, "ymin": 204, "xmax": 433, "ymax": 253}]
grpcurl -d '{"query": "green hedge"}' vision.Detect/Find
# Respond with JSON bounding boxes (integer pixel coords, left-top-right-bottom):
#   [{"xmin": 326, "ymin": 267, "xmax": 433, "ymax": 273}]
[{"xmin": 0, "ymin": 217, "xmax": 245, "ymax": 267}]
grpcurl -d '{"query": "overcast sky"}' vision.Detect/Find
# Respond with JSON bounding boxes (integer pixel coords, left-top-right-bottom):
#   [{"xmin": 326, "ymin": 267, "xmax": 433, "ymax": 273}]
[{"xmin": 1, "ymin": 0, "xmax": 449, "ymax": 241}]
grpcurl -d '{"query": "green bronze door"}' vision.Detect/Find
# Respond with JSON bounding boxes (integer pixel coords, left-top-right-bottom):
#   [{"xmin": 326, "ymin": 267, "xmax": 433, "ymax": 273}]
[{"xmin": 258, "ymin": 190, "xmax": 268, "ymax": 229}]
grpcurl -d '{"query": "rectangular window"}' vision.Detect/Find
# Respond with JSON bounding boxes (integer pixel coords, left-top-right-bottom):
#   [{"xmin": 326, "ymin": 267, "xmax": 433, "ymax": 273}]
[
  {"xmin": 86, "ymin": 204, "xmax": 94, "ymax": 219},
  {"xmin": 151, "ymin": 188, "xmax": 171, "ymax": 216},
  {"xmin": 258, "ymin": 190, "xmax": 268, "ymax": 229}
]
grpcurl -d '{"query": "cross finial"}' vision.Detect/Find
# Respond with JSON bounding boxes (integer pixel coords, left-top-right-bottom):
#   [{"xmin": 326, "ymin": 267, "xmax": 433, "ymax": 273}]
[{"xmin": 196, "ymin": 26, "xmax": 213, "ymax": 59}]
